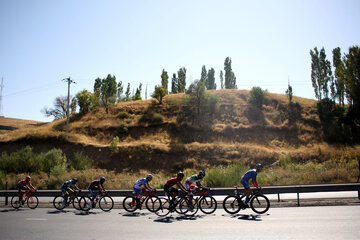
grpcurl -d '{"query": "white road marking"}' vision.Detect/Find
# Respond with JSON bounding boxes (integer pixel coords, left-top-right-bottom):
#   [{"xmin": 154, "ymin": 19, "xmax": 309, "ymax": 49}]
[{"xmin": 26, "ymin": 218, "xmax": 48, "ymax": 221}]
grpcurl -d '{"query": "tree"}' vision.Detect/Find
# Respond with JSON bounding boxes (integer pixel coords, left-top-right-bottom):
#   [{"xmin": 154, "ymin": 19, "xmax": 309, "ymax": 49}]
[
  {"xmin": 132, "ymin": 83, "xmax": 142, "ymax": 101},
  {"xmin": 220, "ymin": 70, "xmax": 224, "ymax": 89},
  {"xmin": 200, "ymin": 65, "xmax": 207, "ymax": 83},
  {"xmin": 117, "ymin": 81, "xmax": 124, "ymax": 103},
  {"xmin": 177, "ymin": 67, "xmax": 187, "ymax": 93},
  {"xmin": 125, "ymin": 83, "xmax": 131, "ymax": 101},
  {"xmin": 76, "ymin": 90, "xmax": 95, "ymax": 114},
  {"xmin": 42, "ymin": 96, "xmax": 76, "ymax": 120},
  {"xmin": 247, "ymin": 86, "xmax": 267, "ymax": 109},
  {"xmin": 171, "ymin": 73, "xmax": 178, "ymax": 94},
  {"xmin": 332, "ymin": 47, "xmax": 345, "ymax": 105},
  {"xmin": 93, "ymin": 77, "xmax": 102, "ymax": 105},
  {"xmin": 206, "ymin": 68, "xmax": 216, "ymax": 90},
  {"xmin": 224, "ymin": 57, "xmax": 237, "ymax": 89},
  {"xmin": 100, "ymin": 74, "xmax": 117, "ymax": 113},
  {"xmin": 152, "ymin": 86, "xmax": 167, "ymax": 104},
  {"xmin": 310, "ymin": 47, "xmax": 332, "ymax": 101},
  {"xmin": 285, "ymin": 82, "xmax": 293, "ymax": 104},
  {"xmin": 161, "ymin": 69, "xmax": 169, "ymax": 93},
  {"xmin": 343, "ymin": 46, "xmax": 360, "ymax": 115}
]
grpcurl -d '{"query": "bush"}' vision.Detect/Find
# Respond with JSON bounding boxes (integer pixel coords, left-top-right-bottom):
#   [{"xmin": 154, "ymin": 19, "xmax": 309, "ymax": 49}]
[
  {"xmin": 138, "ymin": 113, "xmax": 164, "ymax": 124},
  {"xmin": 115, "ymin": 124, "xmax": 129, "ymax": 138},
  {"xmin": 247, "ymin": 86, "xmax": 267, "ymax": 108},
  {"xmin": 203, "ymin": 163, "xmax": 249, "ymax": 187},
  {"xmin": 109, "ymin": 136, "xmax": 119, "ymax": 154},
  {"xmin": 38, "ymin": 148, "xmax": 67, "ymax": 173},
  {"xmin": 117, "ymin": 111, "xmax": 129, "ymax": 119},
  {"xmin": 71, "ymin": 152, "xmax": 92, "ymax": 170}
]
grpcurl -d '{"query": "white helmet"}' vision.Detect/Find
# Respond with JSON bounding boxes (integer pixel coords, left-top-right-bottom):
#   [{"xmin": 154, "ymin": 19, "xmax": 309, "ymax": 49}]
[{"xmin": 146, "ymin": 174, "xmax": 153, "ymax": 180}]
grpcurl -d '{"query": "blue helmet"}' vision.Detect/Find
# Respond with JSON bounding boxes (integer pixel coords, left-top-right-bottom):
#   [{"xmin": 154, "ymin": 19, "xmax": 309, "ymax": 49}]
[{"xmin": 100, "ymin": 176, "xmax": 106, "ymax": 183}]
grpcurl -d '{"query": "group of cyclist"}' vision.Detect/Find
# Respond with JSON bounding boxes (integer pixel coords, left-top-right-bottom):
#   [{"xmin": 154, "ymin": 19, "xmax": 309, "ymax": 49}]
[{"xmin": 16, "ymin": 163, "xmax": 264, "ymax": 209}]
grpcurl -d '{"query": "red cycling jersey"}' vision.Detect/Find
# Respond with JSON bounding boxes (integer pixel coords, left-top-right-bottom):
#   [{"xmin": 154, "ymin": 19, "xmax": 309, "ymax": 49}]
[{"xmin": 166, "ymin": 177, "xmax": 179, "ymax": 187}]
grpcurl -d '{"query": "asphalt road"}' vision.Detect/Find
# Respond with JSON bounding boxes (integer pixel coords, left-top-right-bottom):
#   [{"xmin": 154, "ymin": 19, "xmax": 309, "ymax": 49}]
[{"xmin": 0, "ymin": 206, "xmax": 359, "ymax": 240}]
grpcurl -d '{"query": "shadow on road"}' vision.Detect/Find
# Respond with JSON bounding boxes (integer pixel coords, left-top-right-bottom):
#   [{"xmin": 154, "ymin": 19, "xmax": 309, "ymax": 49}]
[
  {"xmin": 121, "ymin": 212, "xmax": 152, "ymax": 217},
  {"xmin": 222, "ymin": 213, "xmax": 269, "ymax": 221},
  {"xmin": 154, "ymin": 214, "xmax": 204, "ymax": 223},
  {"xmin": 47, "ymin": 209, "xmax": 72, "ymax": 214},
  {"xmin": 0, "ymin": 208, "xmax": 23, "ymax": 212}
]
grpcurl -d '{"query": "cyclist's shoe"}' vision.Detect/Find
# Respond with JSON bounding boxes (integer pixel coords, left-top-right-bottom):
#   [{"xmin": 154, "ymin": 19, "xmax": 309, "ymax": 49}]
[
  {"xmin": 62, "ymin": 200, "xmax": 66, "ymax": 206},
  {"xmin": 89, "ymin": 201, "xmax": 94, "ymax": 209},
  {"xmin": 188, "ymin": 204, "xmax": 194, "ymax": 211}
]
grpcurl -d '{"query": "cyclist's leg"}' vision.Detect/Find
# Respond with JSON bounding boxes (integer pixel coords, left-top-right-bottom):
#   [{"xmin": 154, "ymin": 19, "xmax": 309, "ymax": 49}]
[
  {"xmin": 241, "ymin": 180, "xmax": 251, "ymax": 205},
  {"xmin": 133, "ymin": 186, "xmax": 142, "ymax": 208}
]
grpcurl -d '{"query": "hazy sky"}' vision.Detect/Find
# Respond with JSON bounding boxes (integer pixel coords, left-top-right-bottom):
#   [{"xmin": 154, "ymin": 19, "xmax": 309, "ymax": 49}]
[{"xmin": 1, "ymin": 0, "xmax": 359, "ymax": 122}]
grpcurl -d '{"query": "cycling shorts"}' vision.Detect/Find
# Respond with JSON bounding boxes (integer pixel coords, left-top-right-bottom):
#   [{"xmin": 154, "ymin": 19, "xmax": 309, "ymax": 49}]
[
  {"xmin": 164, "ymin": 184, "xmax": 179, "ymax": 197},
  {"xmin": 133, "ymin": 185, "xmax": 143, "ymax": 194},
  {"xmin": 88, "ymin": 188, "xmax": 98, "ymax": 197},
  {"xmin": 184, "ymin": 183, "xmax": 196, "ymax": 193},
  {"xmin": 16, "ymin": 186, "xmax": 26, "ymax": 192},
  {"xmin": 61, "ymin": 186, "xmax": 70, "ymax": 195},
  {"xmin": 241, "ymin": 179, "xmax": 250, "ymax": 190}
]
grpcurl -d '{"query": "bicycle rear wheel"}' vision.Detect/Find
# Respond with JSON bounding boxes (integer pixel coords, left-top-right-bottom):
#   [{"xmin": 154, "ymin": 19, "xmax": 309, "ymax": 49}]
[
  {"xmin": 145, "ymin": 196, "xmax": 160, "ymax": 212},
  {"xmin": 53, "ymin": 196, "xmax": 66, "ymax": 210},
  {"xmin": 223, "ymin": 195, "xmax": 241, "ymax": 214},
  {"xmin": 27, "ymin": 196, "xmax": 39, "ymax": 209},
  {"xmin": 199, "ymin": 196, "xmax": 217, "ymax": 214},
  {"xmin": 11, "ymin": 196, "xmax": 21, "ymax": 209},
  {"xmin": 122, "ymin": 196, "xmax": 137, "ymax": 212},
  {"xmin": 79, "ymin": 196, "xmax": 92, "ymax": 211},
  {"xmin": 250, "ymin": 194, "xmax": 270, "ymax": 214},
  {"xmin": 154, "ymin": 198, "xmax": 170, "ymax": 217},
  {"xmin": 99, "ymin": 196, "xmax": 114, "ymax": 212}
]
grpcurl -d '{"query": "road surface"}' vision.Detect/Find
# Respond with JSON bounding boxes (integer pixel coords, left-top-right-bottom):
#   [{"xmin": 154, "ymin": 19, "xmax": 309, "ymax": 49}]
[{"xmin": 0, "ymin": 206, "xmax": 359, "ymax": 240}]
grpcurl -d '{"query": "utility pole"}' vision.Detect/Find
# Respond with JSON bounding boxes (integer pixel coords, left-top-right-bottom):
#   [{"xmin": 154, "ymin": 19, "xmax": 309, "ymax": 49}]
[
  {"xmin": 62, "ymin": 77, "xmax": 76, "ymax": 132},
  {"xmin": 0, "ymin": 78, "xmax": 4, "ymax": 117}
]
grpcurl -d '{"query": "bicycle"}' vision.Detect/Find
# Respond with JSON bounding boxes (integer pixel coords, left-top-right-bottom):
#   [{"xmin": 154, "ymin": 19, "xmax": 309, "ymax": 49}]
[
  {"xmin": 79, "ymin": 191, "xmax": 114, "ymax": 212},
  {"xmin": 122, "ymin": 189, "xmax": 160, "ymax": 213},
  {"xmin": 222, "ymin": 186, "xmax": 270, "ymax": 214},
  {"xmin": 155, "ymin": 188, "xmax": 217, "ymax": 217},
  {"xmin": 11, "ymin": 189, "xmax": 39, "ymax": 209},
  {"xmin": 53, "ymin": 190, "xmax": 82, "ymax": 210}
]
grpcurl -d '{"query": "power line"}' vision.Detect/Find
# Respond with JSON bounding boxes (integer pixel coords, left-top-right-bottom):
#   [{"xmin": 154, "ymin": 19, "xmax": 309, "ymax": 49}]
[{"xmin": 62, "ymin": 77, "xmax": 76, "ymax": 133}]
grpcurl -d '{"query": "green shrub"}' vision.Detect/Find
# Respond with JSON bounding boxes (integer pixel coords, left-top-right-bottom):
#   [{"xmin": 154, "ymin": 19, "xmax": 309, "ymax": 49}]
[
  {"xmin": 247, "ymin": 86, "xmax": 267, "ymax": 108},
  {"xmin": 117, "ymin": 111, "xmax": 130, "ymax": 119},
  {"xmin": 50, "ymin": 163, "xmax": 67, "ymax": 177},
  {"xmin": 280, "ymin": 154, "xmax": 292, "ymax": 168},
  {"xmin": 38, "ymin": 148, "xmax": 67, "ymax": 173},
  {"xmin": 115, "ymin": 124, "xmax": 129, "ymax": 138},
  {"xmin": 109, "ymin": 136, "xmax": 119, "ymax": 154},
  {"xmin": 203, "ymin": 163, "xmax": 249, "ymax": 187},
  {"xmin": 71, "ymin": 152, "xmax": 92, "ymax": 170},
  {"xmin": 138, "ymin": 113, "xmax": 164, "ymax": 124}
]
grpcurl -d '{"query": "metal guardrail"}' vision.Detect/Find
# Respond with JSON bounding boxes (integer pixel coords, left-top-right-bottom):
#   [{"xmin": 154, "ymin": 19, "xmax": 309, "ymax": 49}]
[{"xmin": 1, "ymin": 183, "xmax": 359, "ymax": 206}]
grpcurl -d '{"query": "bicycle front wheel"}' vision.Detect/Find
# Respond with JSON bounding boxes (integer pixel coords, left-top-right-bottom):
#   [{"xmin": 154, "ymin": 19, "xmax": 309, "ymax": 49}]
[
  {"xmin": 154, "ymin": 198, "xmax": 170, "ymax": 217},
  {"xmin": 122, "ymin": 196, "xmax": 137, "ymax": 212},
  {"xmin": 72, "ymin": 196, "xmax": 81, "ymax": 210},
  {"xmin": 99, "ymin": 196, "xmax": 114, "ymax": 212},
  {"xmin": 250, "ymin": 194, "xmax": 270, "ymax": 214},
  {"xmin": 145, "ymin": 196, "xmax": 160, "ymax": 212},
  {"xmin": 27, "ymin": 196, "xmax": 39, "ymax": 209},
  {"xmin": 11, "ymin": 196, "xmax": 21, "ymax": 209},
  {"xmin": 53, "ymin": 196, "xmax": 66, "ymax": 210},
  {"xmin": 79, "ymin": 196, "xmax": 92, "ymax": 211},
  {"xmin": 199, "ymin": 196, "xmax": 217, "ymax": 214},
  {"xmin": 223, "ymin": 195, "xmax": 241, "ymax": 214}
]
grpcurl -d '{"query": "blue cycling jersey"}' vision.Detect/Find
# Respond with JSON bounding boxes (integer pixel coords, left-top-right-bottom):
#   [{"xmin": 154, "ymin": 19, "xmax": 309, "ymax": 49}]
[{"xmin": 241, "ymin": 169, "xmax": 257, "ymax": 183}]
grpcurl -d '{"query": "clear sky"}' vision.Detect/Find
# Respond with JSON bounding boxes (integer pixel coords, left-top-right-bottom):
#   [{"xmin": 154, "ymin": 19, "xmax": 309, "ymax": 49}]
[{"xmin": 0, "ymin": 0, "xmax": 359, "ymax": 122}]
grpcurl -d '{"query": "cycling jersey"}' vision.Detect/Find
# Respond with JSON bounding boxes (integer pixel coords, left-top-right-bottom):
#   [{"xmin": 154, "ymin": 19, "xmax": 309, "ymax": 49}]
[
  {"xmin": 185, "ymin": 175, "xmax": 200, "ymax": 185},
  {"xmin": 241, "ymin": 169, "xmax": 258, "ymax": 189},
  {"xmin": 89, "ymin": 180, "xmax": 102, "ymax": 189},
  {"xmin": 17, "ymin": 180, "xmax": 30, "ymax": 189},
  {"xmin": 134, "ymin": 178, "xmax": 148, "ymax": 188},
  {"xmin": 62, "ymin": 179, "xmax": 76, "ymax": 188},
  {"xmin": 166, "ymin": 177, "xmax": 179, "ymax": 187}
]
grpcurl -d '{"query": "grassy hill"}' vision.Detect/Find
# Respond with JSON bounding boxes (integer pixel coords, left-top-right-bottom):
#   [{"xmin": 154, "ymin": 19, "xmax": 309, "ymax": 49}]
[{"xmin": 1, "ymin": 89, "xmax": 359, "ymax": 174}]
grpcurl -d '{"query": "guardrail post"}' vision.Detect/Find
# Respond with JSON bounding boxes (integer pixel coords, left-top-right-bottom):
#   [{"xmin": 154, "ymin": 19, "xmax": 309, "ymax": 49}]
[
  {"xmin": 277, "ymin": 193, "xmax": 280, "ymax": 202},
  {"xmin": 358, "ymin": 189, "xmax": 360, "ymax": 200},
  {"xmin": 297, "ymin": 192, "xmax": 300, "ymax": 206},
  {"xmin": 5, "ymin": 181, "xmax": 8, "ymax": 205}
]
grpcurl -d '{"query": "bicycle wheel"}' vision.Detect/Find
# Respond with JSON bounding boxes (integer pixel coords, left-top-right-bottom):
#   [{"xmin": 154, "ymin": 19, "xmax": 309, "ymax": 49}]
[
  {"xmin": 122, "ymin": 196, "xmax": 137, "ymax": 212},
  {"xmin": 72, "ymin": 196, "xmax": 81, "ymax": 210},
  {"xmin": 154, "ymin": 198, "xmax": 170, "ymax": 217},
  {"xmin": 79, "ymin": 196, "xmax": 92, "ymax": 211},
  {"xmin": 53, "ymin": 196, "xmax": 66, "ymax": 210},
  {"xmin": 145, "ymin": 195, "xmax": 160, "ymax": 212},
  {"xmin": 250, "ymin": 194, "xmax": 270, "ymax": 214},
  {"xmin": 173, "ymin": 196, "xmax": 183, "ymax": 214},
  {"xmin": 99, "ymin": 196, "xmax": 114, "ymax": 212},
  {"xmin": 27, "ymin": 195, "xmax": 39, "ymax": 209},
  {"xmin": 199, "ymin": 195, "xmax": 217, "ymax": 214},
  {"xmin": 223, "ymin": 195, "xmax": 241, "ymax": 214},
  {"xmin": 11, "ymin": 196, "xmax": 21, "ymax": 209},
  {"xmin": 179, "ymin": 198, "xmax": 198, "ymax": 216}
]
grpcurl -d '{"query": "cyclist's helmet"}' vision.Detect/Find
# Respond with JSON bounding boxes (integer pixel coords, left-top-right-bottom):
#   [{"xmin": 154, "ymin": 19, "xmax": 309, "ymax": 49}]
[
  {"xmin": 198, "ymin": 170, "xmax": 205, "ymax": 178},
  {"xmin": 177, "ymin": 171, "xmax": 184, "ymax": 179},
  {"xmin": 72, "ymin": 178, "xmax": 78, "ymax": 183},
  {"xmin": 256, "ymin": 163, "xmax": 263, "ymax": 170},
  {"xmin": 146, "ymin": 174, "xmax": 153, "ymax": 180},
  {"xmin": 100, "ymin": 176, "xmax": 106, "ymax": 183},
  {"xmin": 25, "ymin": 176, "xmax": 31, "ymax": 182}
]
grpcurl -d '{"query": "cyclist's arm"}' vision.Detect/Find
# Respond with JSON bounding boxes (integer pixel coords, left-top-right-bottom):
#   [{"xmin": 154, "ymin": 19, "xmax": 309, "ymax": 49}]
[
  {"xmin": 252, "ymin": 180, "xmax": 259, "ymax": 188},
  {"xmin": 176, "ymin": 182, "xmax": 187, "ymax": 192},
  {"xmin": 28, "ymin": 184, "xmax": 37, "ymax": 191},
  {"xmin": 196, "ymin": 181, "xmax": 204, "ymax": 189},
  {"xmin": 72, "ymin": 185, "xmax": 80, "ymax": 191},
  {"xmin": 145, "ymin": 182, "xmax": 152, "ymax": 191},
  {"xmin": 100, "ymin": 184, "xmax": 106, "ymax": 194}
]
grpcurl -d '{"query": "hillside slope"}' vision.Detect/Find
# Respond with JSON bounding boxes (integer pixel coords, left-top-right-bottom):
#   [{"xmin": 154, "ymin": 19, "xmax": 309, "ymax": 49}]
[{"xmin": 0, "ymin": 90, "xmax": 358, "ymax": 172}]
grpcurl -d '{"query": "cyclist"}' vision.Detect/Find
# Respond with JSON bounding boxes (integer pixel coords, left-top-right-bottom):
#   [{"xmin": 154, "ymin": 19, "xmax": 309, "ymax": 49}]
[
  {"xmin": 184, "ymin": 170, "xmax": 208, "ymax": 209},
  {"xmin": 61, "ymin": 178, "xmax": 80, "ymax": 205},
  {"xmin": 164, "ymin": 172, "xmax": 187, "ymax": 207},
  {"xmin": 241, "ymin": 163, "xmax": 263, "ymax": 208},
  {"xmin": 88, "ymin": 176, "xmax": 106, "ymax": 208},
  {"xmin": 133, "ymin": 174, "xmax": 154, "ymax": 209},
  {"xmin": 16, "ymin": 176, "xmax": 37, "ymax": 206}
]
